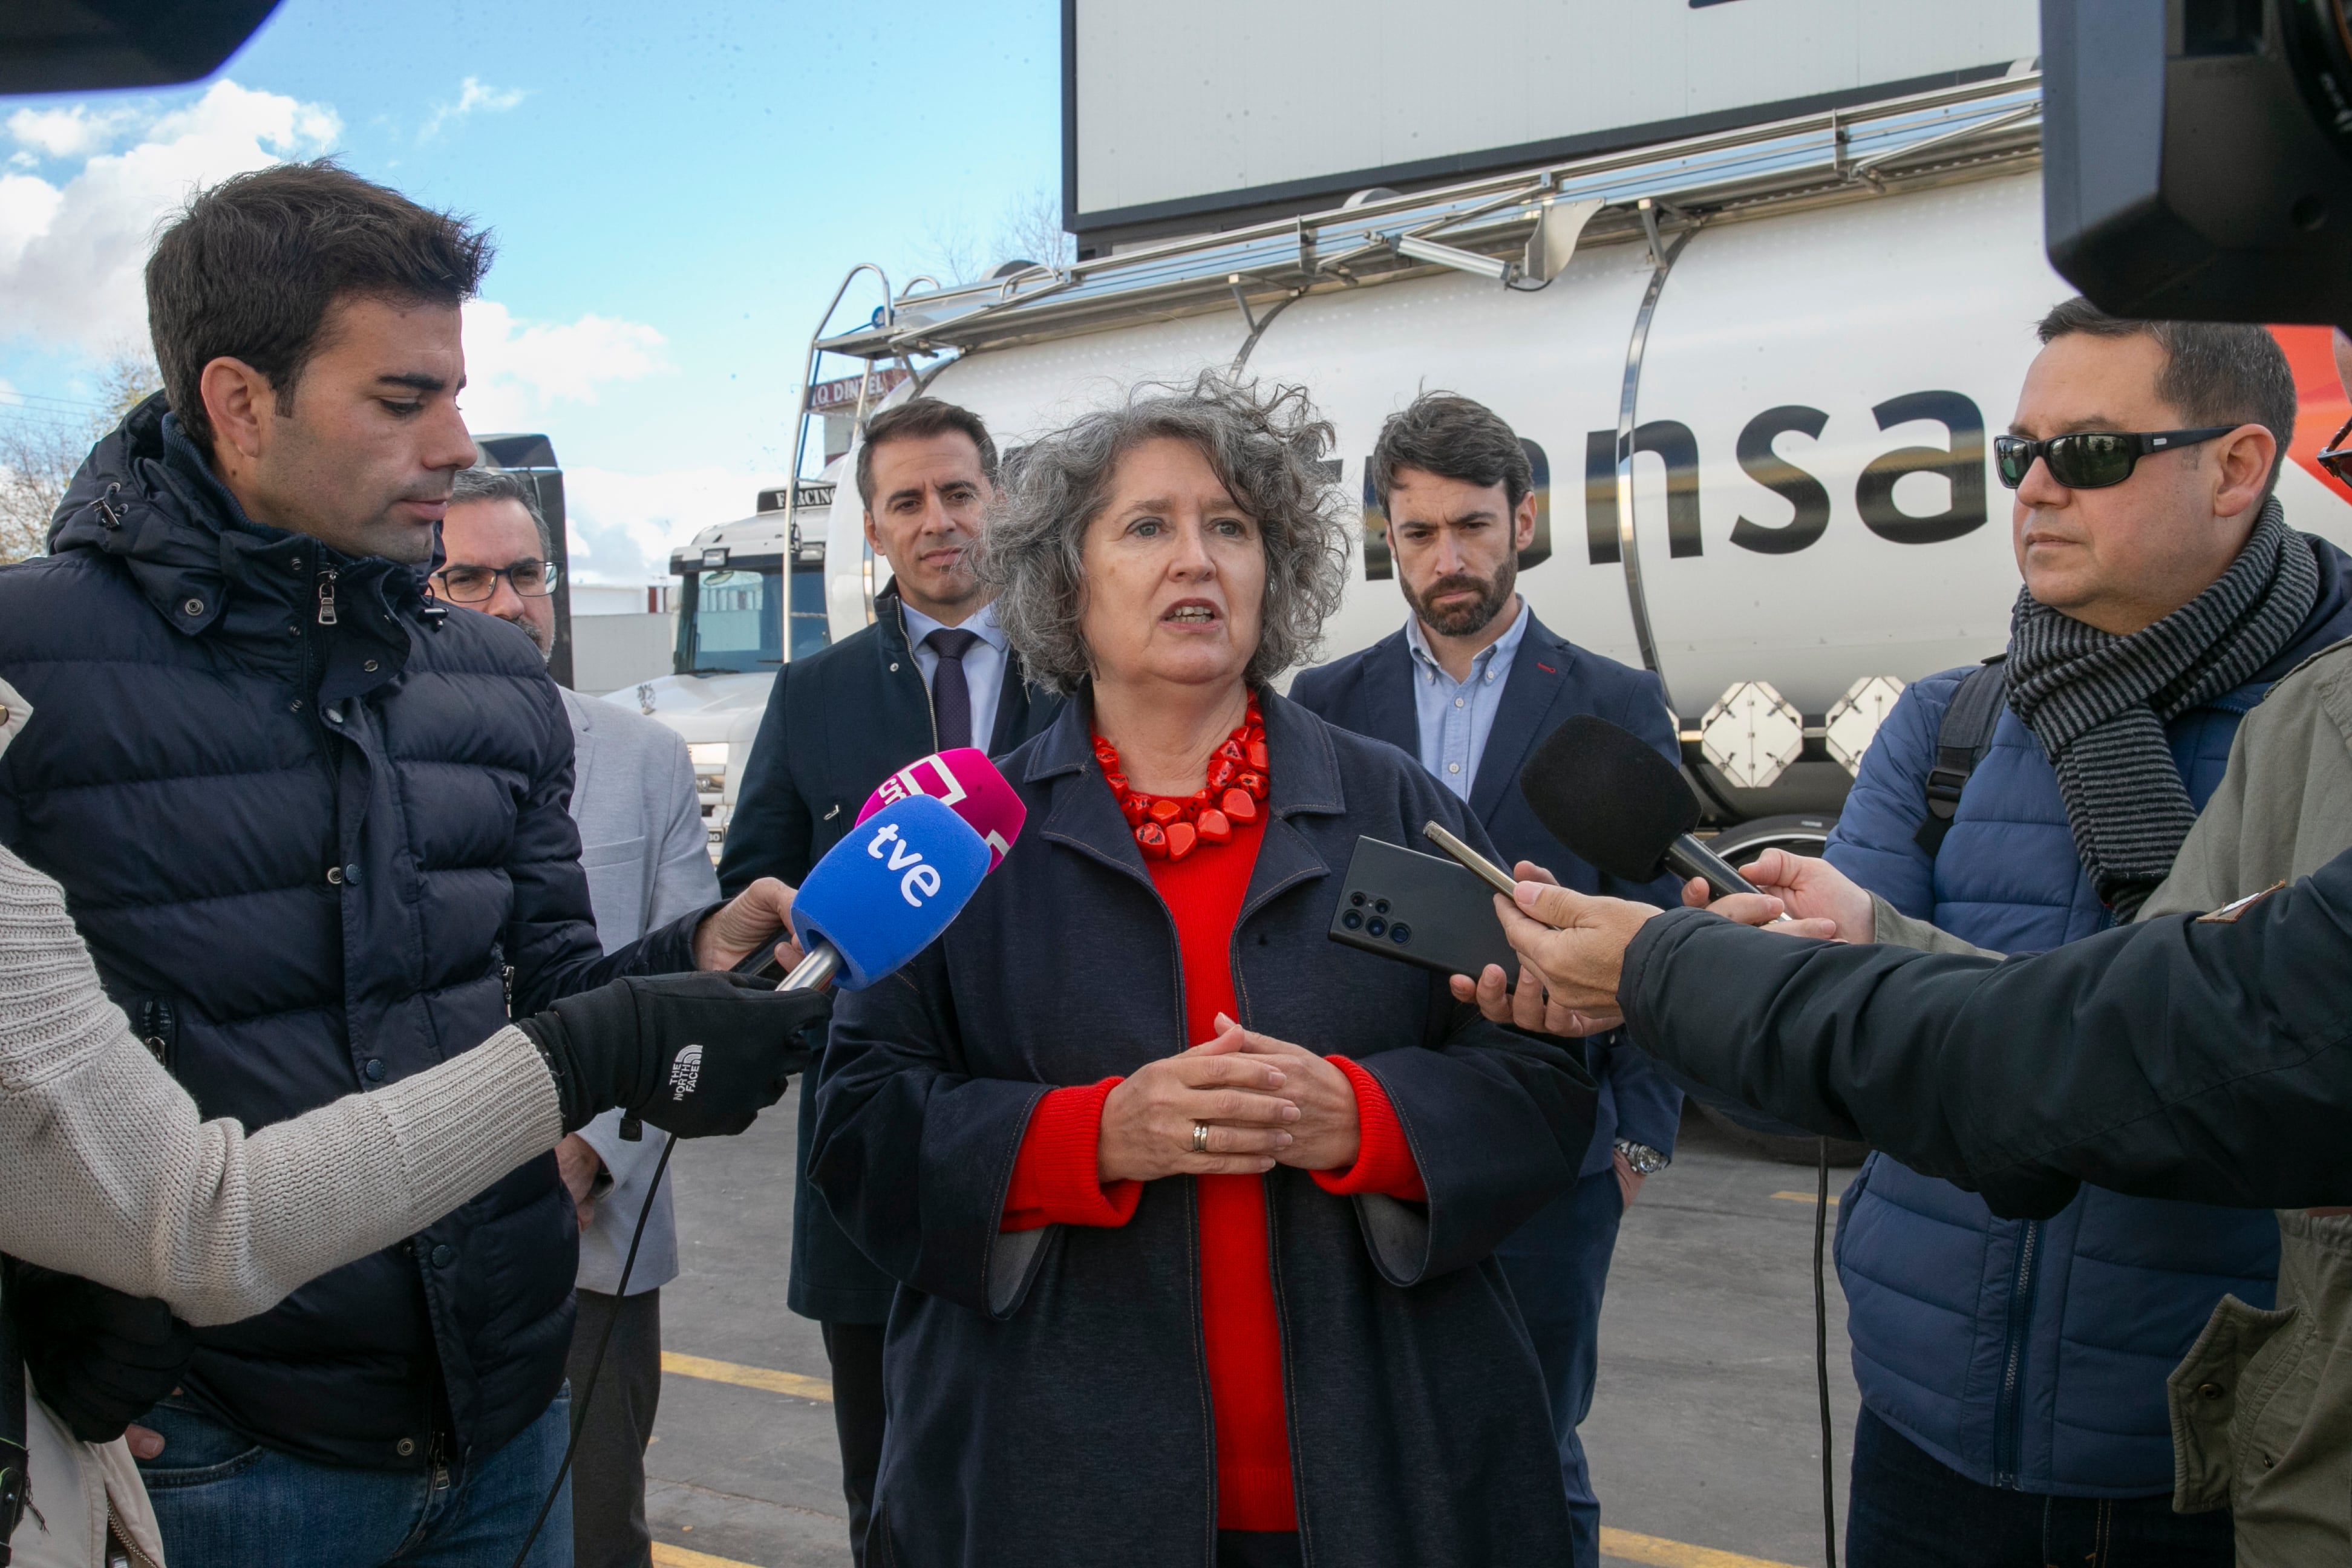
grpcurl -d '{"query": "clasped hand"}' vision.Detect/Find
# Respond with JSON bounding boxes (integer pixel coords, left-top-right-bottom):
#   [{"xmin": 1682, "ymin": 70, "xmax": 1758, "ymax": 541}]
[{"xmin": 1097, "ymin": 1014, "xmax": 1362, "ymax": 1183}]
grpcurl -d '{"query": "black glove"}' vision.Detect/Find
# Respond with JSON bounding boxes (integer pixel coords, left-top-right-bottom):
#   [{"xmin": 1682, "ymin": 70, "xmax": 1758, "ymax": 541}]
[
  {"xmin": 515, "ymin": 972, "xmax": 829, "ymax": 1137},
  {"xmin": 10, "ymin": 1263, "xmax": 195, "ymax": 1444}
]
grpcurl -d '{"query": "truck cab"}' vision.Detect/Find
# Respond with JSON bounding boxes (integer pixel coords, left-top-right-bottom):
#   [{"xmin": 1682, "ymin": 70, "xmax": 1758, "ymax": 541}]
[{"xmin": 607, "ymin": 480, "xmax": 835, "ymax": 849}]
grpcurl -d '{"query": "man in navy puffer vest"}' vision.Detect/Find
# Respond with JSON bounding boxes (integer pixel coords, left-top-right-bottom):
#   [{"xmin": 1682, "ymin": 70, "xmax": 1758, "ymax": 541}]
[
  {"xmin": 1823, "ymin": 299, "xmax": 2352, "ymax": 1565},
  {"xmin": 0, "ymin": 162, "xmax": 797, "ymax": 1568}
]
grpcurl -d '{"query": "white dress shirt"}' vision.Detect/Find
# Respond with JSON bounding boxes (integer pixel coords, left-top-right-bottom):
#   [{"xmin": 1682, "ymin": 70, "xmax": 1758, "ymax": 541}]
[
  {"xmin": 901, "ymin": 597, "xmax": 1010, "ymax": 750},
  {"xmin": 1403, "ymin": 598, "xmax": 1532, "ymax": 801}
]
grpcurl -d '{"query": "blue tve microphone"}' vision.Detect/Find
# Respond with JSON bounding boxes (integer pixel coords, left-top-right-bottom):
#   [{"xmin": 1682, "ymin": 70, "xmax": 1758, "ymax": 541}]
[{"xmin": 784, "ymin": 792, "xmax": 992, "ymax": 990}]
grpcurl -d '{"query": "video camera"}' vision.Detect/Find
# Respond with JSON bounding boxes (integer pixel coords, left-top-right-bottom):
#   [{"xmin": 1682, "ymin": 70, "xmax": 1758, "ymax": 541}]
[{"xmin": 2046, "ymin": 0, "xmax": 2352, "ymax": 325}]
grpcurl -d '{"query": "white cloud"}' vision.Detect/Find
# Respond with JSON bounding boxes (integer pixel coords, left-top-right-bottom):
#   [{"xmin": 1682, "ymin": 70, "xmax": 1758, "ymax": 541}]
[
  {"xmin": 459, "ymin": 299, "xmax": 671, "ymax": 433},
  {"xmin": 7, "ymin": 104, "xmax": 140, "ymax": 160},
  {"xmin": 421, "ymin": 78, "xmax": 527, "ymax": 141},
  {"xmin": 563, "ymin": 466, "xmax": 763, "ymax": 585},
  {"xmin": 0, "ymin": 80, "xmax": 341, "ymax": 356}
]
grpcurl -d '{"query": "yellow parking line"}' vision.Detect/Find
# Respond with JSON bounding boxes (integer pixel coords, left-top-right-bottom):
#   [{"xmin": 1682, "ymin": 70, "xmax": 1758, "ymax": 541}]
[
  {"xmin": 660, "ymin": 1355, "xmax": 1799, "ymax": 1568},
  {"xmin": 1771, "ymin": 1190, "xmax": 1837, "ymax": 1206},
  {"xmin": 661, "ymin": 1351, "xmax": 834, "ymax": 1402},
  {"xmin": 1600, "ymin": 1527, "xmax": 1807, "ymax": 1568},
  {"xmin": 651, "ymin": 1544, "xmax": 761, "ymax": 1568}
]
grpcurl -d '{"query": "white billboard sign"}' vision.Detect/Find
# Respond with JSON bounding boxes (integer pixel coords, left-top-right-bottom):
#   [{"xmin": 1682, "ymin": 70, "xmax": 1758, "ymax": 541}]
[{"xmin": 1068, "ymin": 0, "xmax": 2040, "ymax": 234}]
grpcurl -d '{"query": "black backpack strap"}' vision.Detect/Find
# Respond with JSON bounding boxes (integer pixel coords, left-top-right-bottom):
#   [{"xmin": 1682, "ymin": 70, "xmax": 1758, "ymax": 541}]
[
  {"xmin": 1913, "ymin": 657, "xmax": 2009, "ymax": 858},
  {"xmin": 0, "ymin": 1257, "xmax": 24, "ymax": 1566}
]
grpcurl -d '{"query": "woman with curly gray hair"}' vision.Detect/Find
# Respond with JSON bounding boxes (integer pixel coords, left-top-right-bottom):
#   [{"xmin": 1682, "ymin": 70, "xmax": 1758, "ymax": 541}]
[{"xmin": 809, "ymin": 373, "xmax": 1594, "ymax": 1568}]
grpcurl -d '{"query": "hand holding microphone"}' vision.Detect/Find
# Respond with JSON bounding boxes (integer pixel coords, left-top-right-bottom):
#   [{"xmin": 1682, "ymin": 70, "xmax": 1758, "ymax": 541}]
[
  {"xmin": 1442, "ymin": 716, "xmax": 1843, "ymax": 1031},
  {"xmin": 518, "ymin": 972, "xmax": 832, "ymax": 1138},
  {"xmin": 1680, "ymin": 846, "xmax": 1873, "ymax": 942},
  {"xmin": 532, "ymin": 757, "xmax": 1022, "ymax": 1139}
]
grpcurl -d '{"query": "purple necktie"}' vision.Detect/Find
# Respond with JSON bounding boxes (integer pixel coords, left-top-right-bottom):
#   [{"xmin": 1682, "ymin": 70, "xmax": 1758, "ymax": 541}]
[{"xmin": 924, "ymin": 627, "xmax": 981, "ymax": 751}]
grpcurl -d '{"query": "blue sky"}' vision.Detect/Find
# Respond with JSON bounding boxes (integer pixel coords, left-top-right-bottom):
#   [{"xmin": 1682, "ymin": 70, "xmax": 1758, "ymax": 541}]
[{"xmin": 0, "ymin": 0, "xmax": 1062, "ymax": 581}]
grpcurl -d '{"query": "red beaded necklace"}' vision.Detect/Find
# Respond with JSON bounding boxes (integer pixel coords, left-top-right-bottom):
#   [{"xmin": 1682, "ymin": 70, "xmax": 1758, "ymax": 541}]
[{"xmin": 1094, "ymin": 698, "xmax": 1270, "ymax": 861}]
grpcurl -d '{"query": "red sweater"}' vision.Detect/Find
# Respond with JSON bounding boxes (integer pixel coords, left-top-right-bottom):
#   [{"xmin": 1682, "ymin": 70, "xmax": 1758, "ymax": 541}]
[{"xmin": 1001, "ymin": 807, "xmax": 1426, "ymax": 1531}]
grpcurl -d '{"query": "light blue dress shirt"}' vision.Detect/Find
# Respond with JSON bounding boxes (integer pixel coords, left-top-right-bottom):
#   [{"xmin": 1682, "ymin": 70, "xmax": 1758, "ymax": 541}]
[
  {"xmin": 901, "ymin": 598, "xmax": 1009, "ymax": 750},
  {"xmin": 1403, "ymin": 597, "xmax": 1531, "ymax": 801}
]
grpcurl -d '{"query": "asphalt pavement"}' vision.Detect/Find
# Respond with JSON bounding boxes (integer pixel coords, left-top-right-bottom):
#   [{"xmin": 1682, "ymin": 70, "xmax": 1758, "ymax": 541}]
[{"xmin": 639, "ymin": 1093, "xmax": 1860, "ymax": 1568}]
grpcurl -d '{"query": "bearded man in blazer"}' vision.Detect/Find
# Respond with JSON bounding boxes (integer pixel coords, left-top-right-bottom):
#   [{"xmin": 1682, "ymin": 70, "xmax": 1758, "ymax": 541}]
[{"xmin": 1290, "ymin": 391, "xmax": 1682, "ymax": 1568}]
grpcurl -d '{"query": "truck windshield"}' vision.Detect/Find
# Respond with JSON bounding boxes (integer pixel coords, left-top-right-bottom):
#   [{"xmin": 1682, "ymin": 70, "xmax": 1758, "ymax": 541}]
[{"xmin": 677, "ymin": 564, "xmax": 829, "ymax": 674}]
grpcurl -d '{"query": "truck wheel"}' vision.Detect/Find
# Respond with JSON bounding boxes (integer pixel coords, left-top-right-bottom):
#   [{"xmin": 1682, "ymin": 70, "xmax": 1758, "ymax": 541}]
[{"xmin": 1706, "ymin": 812, "xmax": 1835, "ymax": 865}]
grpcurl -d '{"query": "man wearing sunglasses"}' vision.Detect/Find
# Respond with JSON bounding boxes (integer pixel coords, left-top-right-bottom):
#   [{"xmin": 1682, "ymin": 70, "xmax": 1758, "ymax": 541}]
[{"xmin": 1798, "ymin": 297, "xmax": 2352, "ymax": 1567}]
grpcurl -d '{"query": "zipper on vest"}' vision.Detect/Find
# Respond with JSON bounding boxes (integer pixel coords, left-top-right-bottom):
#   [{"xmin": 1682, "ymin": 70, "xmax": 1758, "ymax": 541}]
[
  {"xmin": 1991, "ymin": 1217, "xmax": 2041, "ymax": 1487},
  {"xmin": 316, "ymin": 567, "xmax": 340, "ymax": 626}
]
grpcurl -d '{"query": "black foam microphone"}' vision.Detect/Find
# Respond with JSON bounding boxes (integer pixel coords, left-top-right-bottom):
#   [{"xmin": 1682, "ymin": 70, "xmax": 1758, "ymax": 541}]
[{"xmin": 1518, "ymin": 714, "xmax": 1761, "ymax": 900}]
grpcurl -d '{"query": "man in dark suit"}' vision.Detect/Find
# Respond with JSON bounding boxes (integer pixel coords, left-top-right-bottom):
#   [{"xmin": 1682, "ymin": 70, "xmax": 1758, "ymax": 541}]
[
  {"xmin": 719, "ymin": 397, "xmax": 1061, "ymax": 1566},
  {"xmin": 1290, "ymin": 391, "xmax": 1682, "ymax": 1568}
]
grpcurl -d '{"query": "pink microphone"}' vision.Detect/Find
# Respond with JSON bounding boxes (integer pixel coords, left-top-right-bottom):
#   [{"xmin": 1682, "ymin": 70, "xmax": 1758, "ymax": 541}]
[{"xmin": 854, "ymin": 748, "xmax": 1026, "ymax": 872}]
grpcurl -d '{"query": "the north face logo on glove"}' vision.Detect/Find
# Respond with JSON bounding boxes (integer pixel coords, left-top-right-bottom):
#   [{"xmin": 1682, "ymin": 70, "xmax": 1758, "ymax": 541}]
[{"xmin": 669, "ymin": 1044, "xmax": 704, "ymax": 1100}]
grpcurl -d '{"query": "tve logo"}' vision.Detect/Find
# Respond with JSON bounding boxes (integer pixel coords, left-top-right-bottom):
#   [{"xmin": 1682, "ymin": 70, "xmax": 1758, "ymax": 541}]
[
  {"xmin": 866, "ymin": 820, "xmax": 946, "ymax": 907},
  {"xmin": 789, "ymin": 793, "xmax": 991, "ymax": 990}
]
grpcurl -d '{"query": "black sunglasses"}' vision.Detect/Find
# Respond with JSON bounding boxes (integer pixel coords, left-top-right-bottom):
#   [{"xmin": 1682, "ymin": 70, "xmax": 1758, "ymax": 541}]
[
  {"xmin": 2317, "ymin": 412, "xmax": 2352, "ymax": 489},
  {"xmin": 1993, "ymin": 427, "xmax": 2240, "ymax": 490},
  {"xmin": 1993, "ymin": 427, "xmax": 2238, "ymax": 490}
]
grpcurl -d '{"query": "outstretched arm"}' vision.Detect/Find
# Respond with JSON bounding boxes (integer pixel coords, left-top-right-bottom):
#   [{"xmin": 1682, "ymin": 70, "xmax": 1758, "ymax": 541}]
[{"xmin": 1615, "ymin": 849, "xmax": 2352, "ymax": 1215}]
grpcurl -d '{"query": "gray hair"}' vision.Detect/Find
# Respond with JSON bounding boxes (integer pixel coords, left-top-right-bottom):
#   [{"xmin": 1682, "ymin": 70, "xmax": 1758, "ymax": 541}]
[
  {"xmin": 449, "ymin": 465, "xmax": 553, "ymax": 558},
  {"xmin": 974, "ymin": 372, "xmax": 1351, "ymax": 696}
]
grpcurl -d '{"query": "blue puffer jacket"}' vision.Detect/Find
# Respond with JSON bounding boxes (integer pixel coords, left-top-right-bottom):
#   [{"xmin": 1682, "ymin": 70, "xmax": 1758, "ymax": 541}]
[
  {"xmin": 1824, "ymin": 534, "xmax": 2352, "ymax": 1496},
  {"xmin": 0, "ymin": 399, "xmax": 702, "ymax": 1469}
]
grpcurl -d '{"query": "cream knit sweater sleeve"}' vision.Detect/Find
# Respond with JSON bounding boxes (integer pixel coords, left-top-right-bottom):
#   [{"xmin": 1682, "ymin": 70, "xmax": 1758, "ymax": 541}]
[{"xmin": 0, "ymin": 844, "xmax": 565, "ymax": 1327}]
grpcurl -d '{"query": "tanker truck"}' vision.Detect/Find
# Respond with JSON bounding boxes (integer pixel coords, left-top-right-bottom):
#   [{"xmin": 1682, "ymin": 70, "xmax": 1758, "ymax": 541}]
[{"xmin": 635, "ymin": 2, "xmax": 2352, "ymax": 853}]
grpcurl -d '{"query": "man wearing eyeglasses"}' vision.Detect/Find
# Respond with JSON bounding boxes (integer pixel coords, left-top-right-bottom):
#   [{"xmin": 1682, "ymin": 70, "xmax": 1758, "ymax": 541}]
[
  {"xmin": 437, "ymin": 465, "xmax": 717, "ymax": 1568},
  {"xmin": 1802, "ymin": 298, "xmax": 2352, "ymax": 1567}
]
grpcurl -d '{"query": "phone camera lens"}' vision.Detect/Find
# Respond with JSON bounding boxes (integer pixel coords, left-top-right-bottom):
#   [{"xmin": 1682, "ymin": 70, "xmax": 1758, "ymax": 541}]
[
  {"xmin": 1342, "ymin": 910, "xmax": 1363, "ymax": 930},
  {"xmin": 1350, "ymin": 892, "xmax": 1366, "ymax": 907},
  {"xmin": 1390, "ymin": 923, "xmax": 1411, "ymax": 943},
  {"xmin": 1365, "ymin": 916, "xmax": 1387, "ymax": 937},
  {"xmin": 1374, "ymin": 898, "xmax": 1391, "ymax": 915}
]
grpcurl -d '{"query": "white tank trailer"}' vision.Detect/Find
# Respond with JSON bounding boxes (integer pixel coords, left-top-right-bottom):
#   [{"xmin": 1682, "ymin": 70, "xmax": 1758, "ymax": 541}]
[{"xmin": 630, "ymin": 2, "xmax": 2352, "ymax": 852}]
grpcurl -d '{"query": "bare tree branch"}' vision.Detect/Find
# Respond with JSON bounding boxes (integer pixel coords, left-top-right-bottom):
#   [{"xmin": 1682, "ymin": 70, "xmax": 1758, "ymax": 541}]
[
  {"xmin": 994, "ymin": 186, "xmax": 1075, "ymax": 272},
  {"xmin": 0, "ymin": 348, "xmax": 161, "ymax": 564}
]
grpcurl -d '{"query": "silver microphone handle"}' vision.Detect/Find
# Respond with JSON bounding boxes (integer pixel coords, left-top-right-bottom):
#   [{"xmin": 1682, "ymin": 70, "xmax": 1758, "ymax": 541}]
[{"xmin": 780, "ymin": 940, "xmax": 844, "ymax": 992}]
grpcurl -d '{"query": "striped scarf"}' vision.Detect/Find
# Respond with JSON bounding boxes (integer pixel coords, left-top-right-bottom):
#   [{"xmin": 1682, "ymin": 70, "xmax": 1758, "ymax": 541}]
[{"xmin": 2005, "ymin": 499, "xmax": 2319, "ymax": 919}]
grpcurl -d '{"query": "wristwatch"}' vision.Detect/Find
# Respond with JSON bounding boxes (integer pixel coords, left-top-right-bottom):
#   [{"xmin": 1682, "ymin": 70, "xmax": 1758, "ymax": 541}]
[{"xmin": 1613, "ymin": 1138, "xmax": 1669, "ymax": 1176}]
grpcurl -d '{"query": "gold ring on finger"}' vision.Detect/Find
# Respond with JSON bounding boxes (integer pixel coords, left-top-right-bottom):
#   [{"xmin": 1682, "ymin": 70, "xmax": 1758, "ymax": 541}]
[{"xmin": 1192, "ymin": 1121, "xmax": 1210, "ymax": 1154}]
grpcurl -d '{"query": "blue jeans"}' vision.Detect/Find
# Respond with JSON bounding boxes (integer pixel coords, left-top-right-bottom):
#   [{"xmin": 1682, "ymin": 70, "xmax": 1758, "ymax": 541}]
[
  {"xmin": 1494, "ymin": 1164, "xmax": 1626, "ymax": 1568},
  {"xmin": 1846, "ymin": 1405, "xmax": 2233, "ymax": 1567},
  {"xmin": 135, "ymin": 1390, "xmax": 573, "ymax": 1568}
]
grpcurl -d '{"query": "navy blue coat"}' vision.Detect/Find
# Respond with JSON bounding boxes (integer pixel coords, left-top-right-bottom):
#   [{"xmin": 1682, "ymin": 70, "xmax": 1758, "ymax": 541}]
[
  {"xmin": 0, "ymin": 400, "xmax": 699, "ymax": 1468},
  {"xmin": 808, "ymin": 690, "xmax": 1593, "ymax": 1566},
  {"xmin": 1823, "ymin": 532, "xmax": 2352, "ymax": 1495},
  {"xmin": 1290, "ymin": 612, "xmax": 1685, "ymax": 1171},
  {"xmin": 719, "ymin": 584, "xmax": 1062, "ymax": 1323}
]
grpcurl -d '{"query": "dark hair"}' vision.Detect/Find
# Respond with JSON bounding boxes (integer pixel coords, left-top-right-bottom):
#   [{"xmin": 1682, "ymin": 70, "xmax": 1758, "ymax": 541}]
[
  {"xmin": 1368, "ymin": 391, "xmax": 1532, "ymax": 514},
  {"xmin": 855, "ymin": 397, "xmax": 999, "ymax": 509},
  {"xmin": 974, "ymin": 371, "xmax": 1351, "ymax": 696},
  {"xmin": 146, "ymin": 160, "xmax": 492, "ymax": 451},
  {"xmin": 448, "ymin": 466, "xmax": 552, "ymax": 558},
  {"xmin": 2035, "ymin": 296, "xmax": 2297, "ymax": 498}
]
